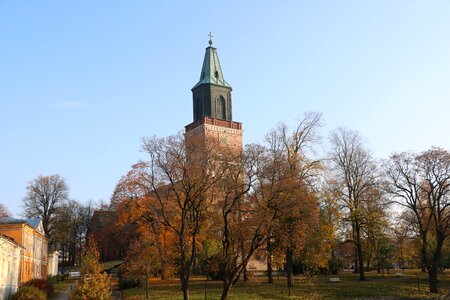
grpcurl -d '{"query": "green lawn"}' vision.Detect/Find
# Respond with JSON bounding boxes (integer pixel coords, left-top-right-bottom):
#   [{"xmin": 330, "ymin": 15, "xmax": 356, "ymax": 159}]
[{"xmin": 121, "ymin": 270, "xmax": 450, "ymax": 299}]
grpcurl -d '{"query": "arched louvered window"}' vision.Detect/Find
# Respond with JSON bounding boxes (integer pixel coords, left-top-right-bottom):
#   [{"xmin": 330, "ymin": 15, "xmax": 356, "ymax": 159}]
[{"xmin": 216, "ymin": 96, "xmax": 227, "ymax": 120}]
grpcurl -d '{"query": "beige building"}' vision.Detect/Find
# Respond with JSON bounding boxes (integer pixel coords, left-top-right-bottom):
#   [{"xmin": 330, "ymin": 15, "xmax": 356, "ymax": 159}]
[
  {"xmin": 0, "ymin": 234, "xmax": 22, "ymax": 299},
  {"xmin": 0, "ymin": 218, "xmax": 48, "ymax": 283}
]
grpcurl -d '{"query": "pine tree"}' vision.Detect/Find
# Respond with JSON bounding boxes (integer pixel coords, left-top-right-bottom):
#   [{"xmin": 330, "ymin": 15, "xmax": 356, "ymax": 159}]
[{"xmin": 72, "ymin": 236, "xmax": 112, "ymax": 300}]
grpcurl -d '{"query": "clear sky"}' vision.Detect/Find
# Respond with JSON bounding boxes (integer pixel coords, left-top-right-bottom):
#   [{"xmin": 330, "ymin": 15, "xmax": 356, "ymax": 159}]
[{"xmin": 1, "ymin": 1, "xmax": 449, "ymax": 216}]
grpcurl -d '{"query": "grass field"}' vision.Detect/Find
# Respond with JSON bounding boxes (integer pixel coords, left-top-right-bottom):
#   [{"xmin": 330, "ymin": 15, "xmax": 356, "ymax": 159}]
[{"xmin": 121, "ymin": 270, "xmax": 450, "ymax": 299}]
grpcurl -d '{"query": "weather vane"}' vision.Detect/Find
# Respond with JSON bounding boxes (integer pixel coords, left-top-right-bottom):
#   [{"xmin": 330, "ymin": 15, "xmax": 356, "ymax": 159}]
[{"xmin": 208, "ymin": 32, "xmax": 213, "ymax": 46}]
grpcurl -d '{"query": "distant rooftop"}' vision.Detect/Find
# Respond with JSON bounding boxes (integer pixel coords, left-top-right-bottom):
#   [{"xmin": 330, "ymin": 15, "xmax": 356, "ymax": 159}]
[{"xmin": 0, "ymin": 217, "xmax": 42, "ymax": 229}]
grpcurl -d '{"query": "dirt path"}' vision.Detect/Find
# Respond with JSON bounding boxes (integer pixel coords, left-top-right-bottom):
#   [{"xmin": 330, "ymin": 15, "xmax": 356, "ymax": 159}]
[{"xmin": 51, "ymin": 282, "xmax": 75, "ymax": 300}]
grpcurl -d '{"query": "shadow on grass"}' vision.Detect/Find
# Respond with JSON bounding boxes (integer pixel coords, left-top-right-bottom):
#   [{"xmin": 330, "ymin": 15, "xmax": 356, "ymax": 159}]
[{"xmin": 121, "ymin": 270, "xmax": 450, "ymax": 300}]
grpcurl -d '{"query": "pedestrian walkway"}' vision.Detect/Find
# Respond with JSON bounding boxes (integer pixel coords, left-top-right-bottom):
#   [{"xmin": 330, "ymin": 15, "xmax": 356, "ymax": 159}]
[
  {"xmin": 111, "ymin": 273, "xmax": 122, "ymax": 300},
  {"xmin": 52, "ymin": 291, "xmax": 69, "ymax": 300},
  {"xmin": 112, "ymin": 289, "xmax": 122, "ymax": 300},
  {"xmin": 51, "ymin": 278, "xmax": 122, "ymax": 300},
  {"xmin": 51, "ymin": 282, "xmax": 74, "ymax": 300}
]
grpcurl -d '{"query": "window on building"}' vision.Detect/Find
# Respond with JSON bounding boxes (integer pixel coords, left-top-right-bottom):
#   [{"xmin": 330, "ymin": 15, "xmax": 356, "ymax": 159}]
[{"xmin": 217, "ymin": 96, "xmax": 227, "ymax": 120}]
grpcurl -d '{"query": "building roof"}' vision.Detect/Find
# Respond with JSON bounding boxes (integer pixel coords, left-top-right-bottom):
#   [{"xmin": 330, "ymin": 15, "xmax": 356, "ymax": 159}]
[
  {"xmin": 192, "ymin": 37, "xmax": 231, "ymax": 90},
  {"xmin": 0, "ymin": 217, "xmax": 42, "ymax": 229}
]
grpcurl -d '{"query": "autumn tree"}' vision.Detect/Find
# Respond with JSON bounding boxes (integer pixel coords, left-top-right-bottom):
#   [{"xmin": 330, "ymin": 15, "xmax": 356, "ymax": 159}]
[
  {"xmin": 72, "ymin": 236, "xmax": 112, "ymax": 300},
  {"xmin": 267, "ymin": 112, "xmax": 322, "ymax": 287},
  {"xmin": 209, "ymin": 143, "xmax": 272, "ymax": 300},
  {"xmin": 140, "ymin": 133, "xmax": 227, "ymax": 300},
  {"xmin": 385, "ymin": 147, "xmax": 450, "ymax": 293},
  {"xmin": 391, "ymin": 220, "xmax": 417, "ymax": 270},
  {"xmin": 328, "ymin": 128, "xmax": 380, "ymax": 281},
  {"xmin": 360, "ymin": 187, "xmax": 390, "ymax": 271},
  {"xmin": 23, "ymin": 174, "xmax": 69, "ymax": 247},
  {"xmin": 123, "ymin": 235, "xmax": 162, "ymax": 299},
  {"xmin": 314, "ymin": 186, "xmax": 341, "ymax": 274},
  {"xmin": 112, "ymin": 164, "xmax": 176, "ymax": 279}
]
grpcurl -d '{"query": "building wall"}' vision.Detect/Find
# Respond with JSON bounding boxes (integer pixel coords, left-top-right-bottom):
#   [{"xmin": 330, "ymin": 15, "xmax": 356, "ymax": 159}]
[
  {"xmin": 0, "ymin": 222, "xmax": 48, "ymax": 283},
  {"xmin": 185, "ymin": 117, "xmax": 243, "ymax": 154},
  {"xmin": 0, "ymin": 237, "xmax": 21, "ymax": 300},
  {"xmin": 192, "ymin": 85, "xmax": 233, "ymax": 122},
  {"xmin": 47, "ymin": 251, "xmax": 59, "ymax": 276}
]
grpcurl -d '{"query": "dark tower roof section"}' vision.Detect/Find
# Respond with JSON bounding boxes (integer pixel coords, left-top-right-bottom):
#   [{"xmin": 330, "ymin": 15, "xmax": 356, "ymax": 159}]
[{"xmin": 192, "ymin": 41, "xmax": 231, "ymax": 90}]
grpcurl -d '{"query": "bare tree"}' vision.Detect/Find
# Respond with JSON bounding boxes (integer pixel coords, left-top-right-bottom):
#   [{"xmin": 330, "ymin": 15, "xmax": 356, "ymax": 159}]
[
  {"xmin": 385, "ymin": 147, "xmax": 450, "ymax": 293},
  {"xmin": 53, "ymin": 200, "xmax": 93, "ymax": 265},
  {"xmin": 328, "ymin": 128, "xmax": 379, "ymax": 281},
  {"xmin": 0, "ymin": 203, "xmax": 10, "ymax": 218},
  {"xmin": 23, "ymin": 174, "xmax": 69, "ymax": 246}
]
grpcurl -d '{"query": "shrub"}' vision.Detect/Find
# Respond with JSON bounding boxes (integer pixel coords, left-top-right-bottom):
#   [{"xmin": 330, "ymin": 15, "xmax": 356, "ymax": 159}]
[
  {"xmin": 23, "ymin": 279, "xmax": 54, "ymax": 295},
  {"xmin": 328, "ymin": 258, "xmax": 342, "ymax": 275},
  {"xmin": 117, "ymin": 267, "xmax": 141, "ymax": 290},
  {"xmin": 11, "ymin": 285, "xmax": 47, "ymax": 300},
  {"xmin": 47, "ymin": 274, "xmax": 65, "ymax": 283},
  {"xmin": 199, "ymin": 253, "xmax": 224, "ymax": 280},
  {"xmin": 118, "ymin": 277, "xmax": 140, "ymax": 290},
  {"xmin": 72, "ymin": 237, "xmax": 112, "ymax": 300}
]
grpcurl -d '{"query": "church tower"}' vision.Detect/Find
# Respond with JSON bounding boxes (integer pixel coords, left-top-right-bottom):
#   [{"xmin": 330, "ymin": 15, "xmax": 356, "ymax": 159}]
[{"xmin": 185, "ymin": 35, "xmax": 242, "ymax": 151}]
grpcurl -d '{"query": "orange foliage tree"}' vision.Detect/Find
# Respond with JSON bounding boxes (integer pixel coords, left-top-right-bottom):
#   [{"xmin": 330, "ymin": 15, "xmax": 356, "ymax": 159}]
[
  {"xmin": 72, "ymin": 236, "xmax": 112, "ymax": 300},
  {"xmin": 111, "ymin": 165, "xmax": 177, "ymax": 280},
  {"xmin": 135, "ymin": 133, "xmax": 227, "ymax": 300},
  {"xmin": 264, "ymin": 112, "xmax": 322, "ymax": 287}
]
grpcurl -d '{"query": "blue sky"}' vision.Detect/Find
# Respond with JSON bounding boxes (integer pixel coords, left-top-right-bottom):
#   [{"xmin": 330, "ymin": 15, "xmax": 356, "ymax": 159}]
[{"xmin": 1, "ymin": 1, "xmax": 449, "ymax": 216}]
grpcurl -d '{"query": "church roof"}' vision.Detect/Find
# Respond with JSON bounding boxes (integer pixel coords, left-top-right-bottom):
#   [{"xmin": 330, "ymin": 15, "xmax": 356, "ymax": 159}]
[{"xmin": 192, "ymin": 36, "xmax": 231, "ymax": 90}]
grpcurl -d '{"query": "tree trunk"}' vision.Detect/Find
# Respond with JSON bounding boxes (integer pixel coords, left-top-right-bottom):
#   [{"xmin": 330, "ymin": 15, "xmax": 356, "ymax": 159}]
[
  {"xmin": 220, "ymin": 279, "xmax": 232, "ymax": 300},
  {"xmin": 180, "ymin": 262, "xmax": 190, "ymax": 300},
  {"xmin": 239, "ymin": 200, "xmax": 248, "ymax": 282},
  {"xmin": 366, "ymin": 252, "xmax": 372, "ymax": 272},
  {"xmin": 145, "ymin": 272, "xmax": 149, "ymax": 299},
  {"xmin": 267, "ymin": 240, "xmax": 273, "ymax": 283},
  {"xmin": 428, "ymin": 237, "xmax": 444, "ymax": 293},
  {"xmin": 355, "ymin": 224, "xmax": 366, "ymax": 281},
  {"xmin": 353, "ymin": 253, "xmax": 359, "ymax": 273},
  {"xmin": 267, "ymin": 254, "xmax": 273, "ymax": 283},
  {"xmin": 181, "ymin": 276, "xmax": 190, "ymax": 300},
  {"xmin": 286, "ymin": 248, "xmax": 294, "ymax": 288},
  {"xmin": 420, "ymin": 233, "xmax": 427, "ymax": 273},
  {"xmin": 428, "ymin": 265, "xmax": 438, "ymax": 293}
]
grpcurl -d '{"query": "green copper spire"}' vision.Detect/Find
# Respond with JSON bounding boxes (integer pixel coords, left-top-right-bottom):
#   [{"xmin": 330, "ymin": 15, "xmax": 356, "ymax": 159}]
[
  {"xmin": 192, "ymin": 34, "xmax": 231, "ymax": 90},
  {"xmin": 191, "ymin": 35, "xmax": 233, "ymax": 122}
]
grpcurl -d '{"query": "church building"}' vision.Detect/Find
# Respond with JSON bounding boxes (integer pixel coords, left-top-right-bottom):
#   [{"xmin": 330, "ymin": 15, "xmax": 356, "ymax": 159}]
[
  {"xmin": 186, "ymin": 36, "xmax": 267, "ymax": 275},
  {"xmin": 185, "ymin": 35, "xmax": 242, "ymax": 152},
  {"xmin": 91, "ymin": 36, "xmax": 267, "ymax": 275}
]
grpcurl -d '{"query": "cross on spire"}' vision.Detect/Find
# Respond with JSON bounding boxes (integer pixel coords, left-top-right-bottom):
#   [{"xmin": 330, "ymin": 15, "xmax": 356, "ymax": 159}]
[{"xmin": 208, "ymin": 32, "xmax": 213, "ymax": 46}]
